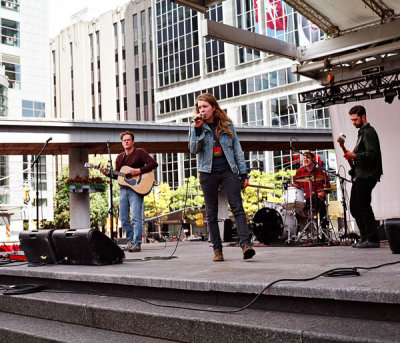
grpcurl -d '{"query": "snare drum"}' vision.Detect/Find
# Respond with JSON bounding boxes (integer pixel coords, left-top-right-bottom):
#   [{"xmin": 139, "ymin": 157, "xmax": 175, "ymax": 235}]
[{"xmin": 282, "ymin": 187, "xmax": 305, "ymax": 210}]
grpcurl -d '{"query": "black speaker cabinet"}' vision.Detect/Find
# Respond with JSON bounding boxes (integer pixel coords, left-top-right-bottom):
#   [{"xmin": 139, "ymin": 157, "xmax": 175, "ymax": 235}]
[
  {"xmin": 52, "ymin": 228, "xmax": 125, "ymax": 265},
  {"xmin": 385, "ymin": 218, "xmax": 400, "ymax": 254},
  {"xmin": 19, "ymin": 230, "xmax": 58, "ymax": 264}
]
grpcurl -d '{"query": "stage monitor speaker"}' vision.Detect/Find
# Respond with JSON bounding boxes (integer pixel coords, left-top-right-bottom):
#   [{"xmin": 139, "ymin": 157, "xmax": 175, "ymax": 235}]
[
  {"xmin": 19, "ymin": 229, "xmax": 58, "ymax": 264},
  {"xmin": 52, "ymin": 228, "xmax": 125, "ymax": 265},
  {"xmin": 385, "ymin": 218, "xmax": 400, "ymax": 254}
]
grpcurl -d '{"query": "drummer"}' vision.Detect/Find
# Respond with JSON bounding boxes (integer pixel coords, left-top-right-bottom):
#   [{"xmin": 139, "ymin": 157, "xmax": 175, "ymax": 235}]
[{"xmin": 293, "ymin": 151, "xmax": 331, "ymax": 241}]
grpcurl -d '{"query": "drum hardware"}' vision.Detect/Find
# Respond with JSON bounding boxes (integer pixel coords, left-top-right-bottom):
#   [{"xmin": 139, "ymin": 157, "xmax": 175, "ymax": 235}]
[
  {"xmin": 252, "ymin": 204, "xmax": 297, "ymax": 245},
  {"xmin": 248, "ymin": 184, "xmax": 275, "ymax": 210}
]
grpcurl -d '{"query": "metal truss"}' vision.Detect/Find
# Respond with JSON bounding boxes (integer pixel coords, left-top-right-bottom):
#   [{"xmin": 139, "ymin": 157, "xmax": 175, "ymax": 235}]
[{"xmin": 298, "ymin": 69, "xmax": 400, "ymax": 106}]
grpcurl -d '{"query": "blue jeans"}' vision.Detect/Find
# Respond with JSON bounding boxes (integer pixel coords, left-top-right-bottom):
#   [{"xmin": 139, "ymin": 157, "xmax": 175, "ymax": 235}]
[
  {"xmin": 119, "ymin": 188, "xmax": 144, "ymax": 244},
  {"xmin": 199, "ymin": 169, "xmax": 251, "ymax": 251}
]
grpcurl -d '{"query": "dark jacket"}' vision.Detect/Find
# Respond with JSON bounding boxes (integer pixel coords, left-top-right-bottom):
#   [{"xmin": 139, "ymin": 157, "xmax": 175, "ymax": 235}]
[{"xmin": 353, "ymin": 123, "xmax": 383, "ymax": 181}]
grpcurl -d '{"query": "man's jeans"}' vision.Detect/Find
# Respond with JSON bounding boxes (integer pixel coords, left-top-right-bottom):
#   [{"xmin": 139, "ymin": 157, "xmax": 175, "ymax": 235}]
[
  {"xmin": 120, "ymin": 188, "xmax": 144, "ymax": 244},
  {"xmin": 199, "ymin": 169, "xmax": 251, "ymax": 251}
]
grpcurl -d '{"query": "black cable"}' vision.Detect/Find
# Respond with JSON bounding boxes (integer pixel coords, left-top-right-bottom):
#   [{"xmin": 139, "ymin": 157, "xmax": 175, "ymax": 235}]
[
  {"xmin": 5, "ymin": 260, "xmax": 399, "ymax": 314},
  {"xmin": 124, "ymin": 178, "xmax": 192, "ymax": 262}
]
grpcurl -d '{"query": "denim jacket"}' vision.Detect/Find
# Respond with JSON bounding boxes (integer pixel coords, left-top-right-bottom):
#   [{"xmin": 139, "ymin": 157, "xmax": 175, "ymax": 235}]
[{"xmin": 188, "ymin": 121, "xmax": 248, "ymax": 175}]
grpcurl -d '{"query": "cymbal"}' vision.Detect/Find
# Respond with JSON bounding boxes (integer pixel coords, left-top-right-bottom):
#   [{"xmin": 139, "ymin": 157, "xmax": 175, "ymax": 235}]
[
  {"xmin": 294, "ymin": 175, "xmax": 325, "ymax": 183},
  {"xmin": 248, "ymin": 183, "xmax": 275, "ymax": 190}
]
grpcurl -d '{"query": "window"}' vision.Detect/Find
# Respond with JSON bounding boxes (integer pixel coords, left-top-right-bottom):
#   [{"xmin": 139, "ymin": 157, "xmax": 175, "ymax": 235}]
[
  {"xmin": 1, "ymin": 0, "xmax": 19, "ymax": 12},
  {"xmin": 161, "ymin": 153, "xmax": 179, "ymax": 188},
  {"xmin": 184, "ymin": 153, "xmax": 197, "ymax": 178},
  {"xmin": 306, "ymin": 105, "xmax": 330, "ymax": 128},
  {"xmin": 0, "ymin": 156, "xmax": 9, "ymax": 186},
  {"xmin": 156, "ymin": 0, "xmax": 199, "ymax": 87},
  {"xmin": 1, "ymin": 18, "xmax": 19, "ymax": 47},
  {"xmin": 271, "ymin": 95, "xmax": 298, "ymax": 127},
  {"xmin": 2, "ymin": 62, "xmax": 20, "ymax": 89},
  {"xmin": 244, "ymin": 151, "xmax": 265, "ymax": 172},
  {"xmin": 0, "ymin": 86, "xmax": 7, "ymax": 116},
  {"xmin": 241, "ymin": 102, "xmax": 263, "ymax": 125},
  {"xmin": 22, "ymin": 155, "xmax": 47, "ymax": 191},
  {"xmin": 236, "ymin": 0, "xmax": 260, "ymax": 64},
  {"xmin": 22, "ymin": 100, "xmax": 45, "ymax": 117},
  {"xmin": 265, "ymin": 0, "xmax": 325, "ymax": 47},
  {"xmin": 205, "ymin": 3, "xmax": 225, "ymax": 73}
]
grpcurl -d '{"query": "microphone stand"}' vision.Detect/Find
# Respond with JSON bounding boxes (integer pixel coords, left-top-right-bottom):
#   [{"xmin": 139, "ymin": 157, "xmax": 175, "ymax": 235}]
[
  {"xmin": 106, "ymin": 141, "xmax": 115, "ymax": 240},
  {"xmin": 31, "ymin": 137, "xmax": 52, "ymax": 229},
  {"xmin": 335, "ymin": 171, "xmax": 352, "ymax": 243}
]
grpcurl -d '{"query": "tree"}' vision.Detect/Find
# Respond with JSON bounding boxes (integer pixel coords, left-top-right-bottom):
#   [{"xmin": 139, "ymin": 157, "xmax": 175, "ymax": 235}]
[
  {"xmin": 242, "ymin": 169, "xmax": 295, "ymax": 220},
  {"xmin": 53, "ymin": 156, "xmax": 119, "ymax": 230}
]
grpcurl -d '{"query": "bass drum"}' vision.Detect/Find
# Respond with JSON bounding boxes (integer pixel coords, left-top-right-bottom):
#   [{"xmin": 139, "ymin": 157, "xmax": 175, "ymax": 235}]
[{"xmin": 252, "ymin": 205, "xmax": 297, "ymax": 245}]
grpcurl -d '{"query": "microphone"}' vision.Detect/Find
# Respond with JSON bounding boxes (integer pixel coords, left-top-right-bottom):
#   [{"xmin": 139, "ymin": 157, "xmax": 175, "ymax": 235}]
[
  {"xmin": 46, "ymin": 137, "xmax": 52, "ymax": 143},
  {"xmin": 289, "ymin": 137, "xmax": 293, "ymax": 150},
  {"xmin": 191, "ymin": 113, "xmax": 205, "ymax": 123}
]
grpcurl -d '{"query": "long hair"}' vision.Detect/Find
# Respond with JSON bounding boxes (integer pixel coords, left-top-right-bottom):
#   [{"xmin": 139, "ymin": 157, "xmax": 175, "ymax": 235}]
[{"xmin": 194, "ymin": 93, "xmax": 234, "ymax": 139}]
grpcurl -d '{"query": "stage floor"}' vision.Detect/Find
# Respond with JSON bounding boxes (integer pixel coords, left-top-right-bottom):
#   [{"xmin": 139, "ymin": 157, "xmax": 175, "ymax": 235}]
[{"xmin": 1, "ymin": 240, "xmax": 399, "ymax": 305}]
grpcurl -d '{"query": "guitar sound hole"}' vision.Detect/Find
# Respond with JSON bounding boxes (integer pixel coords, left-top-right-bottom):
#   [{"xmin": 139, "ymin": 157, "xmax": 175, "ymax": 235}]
[{"xmin": 125, "ymin": 174, "xmax": 132, "ymax": 180}]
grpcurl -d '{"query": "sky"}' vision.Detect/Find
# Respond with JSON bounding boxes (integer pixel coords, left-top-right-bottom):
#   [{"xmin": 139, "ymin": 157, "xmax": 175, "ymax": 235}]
[{"xmin": 48, "ymin": 0, "xmax": 129, "ymax": 37}]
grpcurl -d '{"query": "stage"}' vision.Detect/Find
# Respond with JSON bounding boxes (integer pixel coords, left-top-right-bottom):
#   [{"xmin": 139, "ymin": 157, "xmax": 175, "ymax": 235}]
[{"xmin": 0, "ymin": 241, "xmax": 399, "ymax": 342}]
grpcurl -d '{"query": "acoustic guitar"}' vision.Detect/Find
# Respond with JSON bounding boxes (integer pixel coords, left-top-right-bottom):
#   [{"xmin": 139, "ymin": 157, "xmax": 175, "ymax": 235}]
[
  {"xmin": 84, "ymin": 163, "xmax": 155, "ymax": 195},
  {"xmin": 336, "ymin": 133, "xmax": 354, "ymax": 177}
]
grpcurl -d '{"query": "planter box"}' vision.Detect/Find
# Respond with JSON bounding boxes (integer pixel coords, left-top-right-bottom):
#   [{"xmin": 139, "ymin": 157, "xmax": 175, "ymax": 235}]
[{"xmin": 68, "ymin": 185, "xmax": 105, "ymax": 193}]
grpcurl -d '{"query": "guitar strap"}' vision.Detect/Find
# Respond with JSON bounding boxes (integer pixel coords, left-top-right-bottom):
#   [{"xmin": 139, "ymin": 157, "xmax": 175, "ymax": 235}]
[{"xmin": 353, "ymin": 134, "xmax": 362, "ymax": 153}]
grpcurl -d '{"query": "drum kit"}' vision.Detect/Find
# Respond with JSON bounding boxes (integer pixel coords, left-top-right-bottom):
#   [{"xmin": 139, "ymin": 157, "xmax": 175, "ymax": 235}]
[{"xmin": 251, "ymin": 174, "xmax": 336, "ymax": 245}]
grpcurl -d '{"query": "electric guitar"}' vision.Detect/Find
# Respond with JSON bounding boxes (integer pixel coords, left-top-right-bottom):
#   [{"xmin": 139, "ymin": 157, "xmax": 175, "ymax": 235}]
[
  {"xmin": 336, "ymin": 133, "xmax": 354, "ymax": 177},
  {"xmin": 84, "ymin": 163, "xmax": 155, "ymax": 195}
]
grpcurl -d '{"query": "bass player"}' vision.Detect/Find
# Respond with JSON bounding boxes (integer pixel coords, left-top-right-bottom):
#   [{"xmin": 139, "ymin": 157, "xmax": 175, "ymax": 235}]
[{"xmin": 343, "ymin": 105, "xmax": 383, "ymax": 248}]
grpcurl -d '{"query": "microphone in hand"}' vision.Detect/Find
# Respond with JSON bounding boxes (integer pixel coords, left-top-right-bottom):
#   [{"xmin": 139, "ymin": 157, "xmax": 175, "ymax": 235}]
[{"xmin": 192, "ymin": 113, "xmax": 205, "ymax": 123}]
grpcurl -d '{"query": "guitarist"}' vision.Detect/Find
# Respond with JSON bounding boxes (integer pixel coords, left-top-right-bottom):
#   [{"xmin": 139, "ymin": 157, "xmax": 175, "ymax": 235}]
[
  {"xmin": 343, "ymin": 105, "xmax": 382, "ymax": 248},
  {"xmin": 100, "ymin": 131, "xmax": 158, "ymax": 252}
]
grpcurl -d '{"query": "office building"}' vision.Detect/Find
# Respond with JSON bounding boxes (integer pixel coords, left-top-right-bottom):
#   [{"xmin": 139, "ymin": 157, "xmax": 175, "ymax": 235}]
[{"xmin": 0, "ymin": 0, "xmax": 53, "ymax": 239}]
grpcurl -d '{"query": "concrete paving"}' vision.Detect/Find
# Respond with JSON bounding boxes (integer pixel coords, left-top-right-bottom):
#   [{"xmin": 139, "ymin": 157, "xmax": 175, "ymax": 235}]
[{"xmin": 1, "ymin": 241, "xmax": 399, "ymax": 305}]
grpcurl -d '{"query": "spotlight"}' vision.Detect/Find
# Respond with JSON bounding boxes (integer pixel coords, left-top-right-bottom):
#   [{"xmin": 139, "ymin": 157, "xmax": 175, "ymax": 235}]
[
  {"xmin": 384, "ymin": 95, "xmax": 395, "ymax": 104},
  {"xmin": 384, "ymin": 89, "xmax": 397, "ymax": 104}
]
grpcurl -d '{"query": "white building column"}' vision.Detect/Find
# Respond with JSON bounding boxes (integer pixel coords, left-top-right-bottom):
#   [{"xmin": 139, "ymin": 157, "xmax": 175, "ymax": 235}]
[{"xmin": 68, "ymin": 148, "xmax": 90, "ymax": 229}]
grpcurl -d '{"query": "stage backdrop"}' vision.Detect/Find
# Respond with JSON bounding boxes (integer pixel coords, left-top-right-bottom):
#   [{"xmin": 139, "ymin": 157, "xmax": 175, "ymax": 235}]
[{"xmin": 329, "ymin": 98, "xmax": 400, "ymax": 221}]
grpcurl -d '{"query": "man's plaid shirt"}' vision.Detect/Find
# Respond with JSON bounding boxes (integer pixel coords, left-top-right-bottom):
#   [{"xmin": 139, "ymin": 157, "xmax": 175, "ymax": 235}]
[{"xmin": 293, "ymin": 166, "xmax": 330, "ymax": 199}]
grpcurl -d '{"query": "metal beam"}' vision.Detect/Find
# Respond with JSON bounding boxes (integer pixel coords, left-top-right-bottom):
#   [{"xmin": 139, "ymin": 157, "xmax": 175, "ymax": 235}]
[
  {"xmin": 283, "ymin": 0, "xmax": 339, "ymax": 36},
  {"xmin": 0, "ymin": 118, "xmax": 332, "ymax": 155},
  {"xmin": 202, "ymin": 19, "xmax": 298, "ymax": 60},
  {"xmin": 171, "ymin": 0, "xmax": 224, "ymax": 14},
  {"xmin": 361, "ymin": 0, "xmax": 395, "ymax": 20},
  {"xmin": 293, "ymin": 40, "xmax": 400, "ymax": 81},
  {"xmin": 299, "ymin": 19, "xmax": 400, "ymax": 62}
]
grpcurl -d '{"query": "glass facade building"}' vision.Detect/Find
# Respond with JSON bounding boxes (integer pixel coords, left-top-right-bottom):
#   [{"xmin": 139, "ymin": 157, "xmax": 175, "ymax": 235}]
[{"xmin": 154, "ymin": 0, "xmax": 334, "ymax": 188}]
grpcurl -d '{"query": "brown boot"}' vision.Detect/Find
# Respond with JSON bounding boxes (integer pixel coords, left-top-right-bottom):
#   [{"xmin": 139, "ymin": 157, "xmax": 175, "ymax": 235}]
[
  {"xmin": 213, "ymin": 250, "xmax": 224, "ymax": 262},
  {"xmin": 242, "ymin": 245, "xmax": 255, "ymax": 260}
]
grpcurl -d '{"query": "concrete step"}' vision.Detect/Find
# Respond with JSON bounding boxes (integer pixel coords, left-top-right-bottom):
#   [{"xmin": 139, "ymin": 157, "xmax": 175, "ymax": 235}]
[
  {"xmin": 0, "ymin": 312, "xmax": 176, "ymax": 343},
  {"xmin": 1, "ymin": 290, "xmax": 399, "ymax": 343}
]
